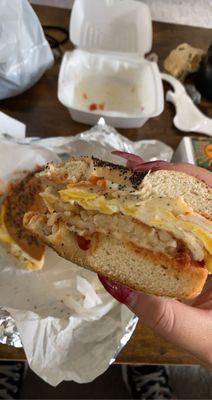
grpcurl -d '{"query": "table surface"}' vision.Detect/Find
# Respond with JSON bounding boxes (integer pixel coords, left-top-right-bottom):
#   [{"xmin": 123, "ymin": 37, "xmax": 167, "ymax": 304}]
[{"xmin": 1, "ymin": 5, "xmax": 211, "ymax": 365}]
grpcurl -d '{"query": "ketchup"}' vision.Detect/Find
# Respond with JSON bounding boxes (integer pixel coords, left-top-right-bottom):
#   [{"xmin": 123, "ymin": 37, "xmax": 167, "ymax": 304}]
[
  {"xmin": 76, "ymin": 235, "xmax": 91, "ymax": 251},
  {"xmin": 89, "ymin": 176, "xmax": 106, "ymax": 190}
]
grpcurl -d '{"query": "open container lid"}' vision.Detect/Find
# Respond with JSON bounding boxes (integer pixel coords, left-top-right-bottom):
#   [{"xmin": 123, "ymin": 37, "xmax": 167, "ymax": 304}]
[{"xmin": 70, "ymin": 0, "xmax": 153, "ymax": 56}]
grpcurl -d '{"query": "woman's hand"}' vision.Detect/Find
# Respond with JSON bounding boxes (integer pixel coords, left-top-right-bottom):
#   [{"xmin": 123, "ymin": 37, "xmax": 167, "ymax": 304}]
[{"xmin": 99, "ymin": 160, "xmax": 212, "ymax": 370}]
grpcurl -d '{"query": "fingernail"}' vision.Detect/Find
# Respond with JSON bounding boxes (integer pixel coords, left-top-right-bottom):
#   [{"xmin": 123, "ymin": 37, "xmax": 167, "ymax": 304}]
[{"xmin": 98, "ymin": 275, "xmax": 136, "ymax": 305}]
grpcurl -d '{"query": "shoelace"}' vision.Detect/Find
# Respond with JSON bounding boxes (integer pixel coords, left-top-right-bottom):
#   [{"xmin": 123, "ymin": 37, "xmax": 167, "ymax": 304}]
[
  {"xmin": 0, "ymin": 363, "xmax": 22, "ymax": 400},
  {"xmin": 133, "ymin": 370, "xmax": 172, "ymax": 399}
]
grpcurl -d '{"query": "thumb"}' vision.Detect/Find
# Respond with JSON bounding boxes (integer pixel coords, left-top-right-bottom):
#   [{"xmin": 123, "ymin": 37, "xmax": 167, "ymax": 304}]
[{"xmin": 99, "ymin": 276, "xmax": 212, "ymax": 368}]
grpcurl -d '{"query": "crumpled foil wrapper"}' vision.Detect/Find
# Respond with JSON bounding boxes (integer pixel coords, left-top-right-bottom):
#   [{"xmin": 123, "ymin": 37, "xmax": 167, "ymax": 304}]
[
  {"xmin": 0, "ymin": 120, "xmax": 173, "ymax": 385},
  {"xmin": 0, "ymin": 309, "xmax": 21, "ymax": 347}
]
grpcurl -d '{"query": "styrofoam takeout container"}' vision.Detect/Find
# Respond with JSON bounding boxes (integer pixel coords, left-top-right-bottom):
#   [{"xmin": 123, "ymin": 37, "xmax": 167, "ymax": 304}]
[{"xmin": 58, "ymin": 0, "xmax": 164, "ymax": 128}]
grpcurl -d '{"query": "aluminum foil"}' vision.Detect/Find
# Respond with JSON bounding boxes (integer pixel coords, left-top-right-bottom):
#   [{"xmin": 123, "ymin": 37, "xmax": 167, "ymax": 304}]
[
  {"xmin": 0, "ymin": 309, "xmax": 21, "ymax": 347},
  {"xmin": 1, "ymin": 118, "xmax": 173, "ymax": 162},
  {"xmin": 0, "ymin": 120, "xmax": 173, "ymax": 385}
]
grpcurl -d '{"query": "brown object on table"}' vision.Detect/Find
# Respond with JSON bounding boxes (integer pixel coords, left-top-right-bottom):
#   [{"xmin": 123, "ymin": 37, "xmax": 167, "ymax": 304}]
[
  {"xmin": 1, "ymin": 5, "xmax": 211, "ymax": 366},
  {"xmin": 164, "ymin": 43, "xmax": 205, "ymax": 81}
]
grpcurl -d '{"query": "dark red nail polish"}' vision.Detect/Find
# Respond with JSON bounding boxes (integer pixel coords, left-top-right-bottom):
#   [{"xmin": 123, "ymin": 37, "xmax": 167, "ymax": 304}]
[{"xmin": 98, "ymin": 275, "xmax": 133, "ymax": 304}]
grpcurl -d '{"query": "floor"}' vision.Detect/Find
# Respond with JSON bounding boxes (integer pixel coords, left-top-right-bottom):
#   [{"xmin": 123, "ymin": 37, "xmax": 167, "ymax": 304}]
[
  {"xmin": 19, "ymin": 364, "xmax": 212, "ymax": 399},
  {"xmin": 20, "ymin": 365, "xmax": 129, "ymax": 399},
  {"xmin": 167, "ymin": 365, "xmax": 212, "ymax": 400}
]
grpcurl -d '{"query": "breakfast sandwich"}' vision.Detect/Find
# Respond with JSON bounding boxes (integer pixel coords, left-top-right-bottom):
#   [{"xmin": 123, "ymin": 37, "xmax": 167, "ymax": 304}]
[
  {"xmin": 0, "ymin": 171, "xmax": 45, "ymax": 270},
  {"xmin": 24, "ymin": 157, "xmax": 212, "ymax": 298}
]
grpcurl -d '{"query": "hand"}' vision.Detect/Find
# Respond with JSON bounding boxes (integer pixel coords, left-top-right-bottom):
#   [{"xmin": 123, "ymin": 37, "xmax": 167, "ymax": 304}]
[{"xmin": 99, "ymin": 161, "xmax": 212, "ymax": 370}]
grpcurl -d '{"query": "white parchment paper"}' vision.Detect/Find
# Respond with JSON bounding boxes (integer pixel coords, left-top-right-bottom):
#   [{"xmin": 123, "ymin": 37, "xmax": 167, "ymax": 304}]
[{"xmin": 0, "ymin": 123, "xmax": 173, "ymax": 386}]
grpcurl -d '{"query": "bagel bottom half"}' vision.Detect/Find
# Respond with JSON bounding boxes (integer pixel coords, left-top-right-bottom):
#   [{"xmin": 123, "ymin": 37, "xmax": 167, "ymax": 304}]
[{"xmin": 24, "ymin": 212, "xmax": 207, "ymax": 300}]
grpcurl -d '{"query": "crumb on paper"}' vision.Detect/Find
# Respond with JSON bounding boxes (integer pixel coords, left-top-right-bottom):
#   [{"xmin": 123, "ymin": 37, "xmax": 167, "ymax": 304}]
[
  {"xmin": 141, "ymin": 106, "xmax": 144, "ymax": 111},
  {"xmin": 83, "ymin": 93, "xmax": 88, "ymax": 100}
]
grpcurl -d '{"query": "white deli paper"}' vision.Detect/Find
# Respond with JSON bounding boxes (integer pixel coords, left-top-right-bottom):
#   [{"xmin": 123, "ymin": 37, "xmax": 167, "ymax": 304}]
[
  {"xmin": 0, "ymin": 124, "xmax": 173, "ymax": 386},
  {"xmin": 0, "ymin": 112, "xmax": 26, "ymax": 139}
]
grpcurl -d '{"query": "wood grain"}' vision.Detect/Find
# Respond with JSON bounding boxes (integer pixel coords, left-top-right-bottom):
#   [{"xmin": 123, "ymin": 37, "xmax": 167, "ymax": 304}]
[
  {"xmin": 117, "ymin": 323, "xmax": 198, "ymax": 365},
  {"xmin": 1, "ymin": 6, "xmax": 212, "ymax": 148},
  {"xmin": 0, "ymin": 5, "xmax": 211, "ymax": 364},
  {"xmin": 0, "ymin": 345, "xmax": 25, "ymax": 362}
]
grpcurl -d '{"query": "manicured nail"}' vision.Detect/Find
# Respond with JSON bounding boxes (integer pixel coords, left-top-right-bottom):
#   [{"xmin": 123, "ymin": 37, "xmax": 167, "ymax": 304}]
[{"xmin": 98, "ymin": 275, "xmax": 135, "ymax": 305}]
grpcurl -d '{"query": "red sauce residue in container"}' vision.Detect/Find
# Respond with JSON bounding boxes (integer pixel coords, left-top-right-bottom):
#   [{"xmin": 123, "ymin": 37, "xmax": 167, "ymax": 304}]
[{"xmin": 89, "ymin": 103, "xmax": 105, "ymax": 111}]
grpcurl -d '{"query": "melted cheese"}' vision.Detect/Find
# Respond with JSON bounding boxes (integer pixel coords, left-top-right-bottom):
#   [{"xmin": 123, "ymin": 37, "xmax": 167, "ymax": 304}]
[{"xmin": 0, "ymin": 206, "xmax": 13, "ymax": 244}]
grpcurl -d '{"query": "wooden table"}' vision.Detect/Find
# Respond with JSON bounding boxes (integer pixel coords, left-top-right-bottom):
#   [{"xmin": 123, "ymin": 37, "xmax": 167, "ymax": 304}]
[{"xmin": 0, "ymin": 5, "xmax": 211, "ymax": 365}]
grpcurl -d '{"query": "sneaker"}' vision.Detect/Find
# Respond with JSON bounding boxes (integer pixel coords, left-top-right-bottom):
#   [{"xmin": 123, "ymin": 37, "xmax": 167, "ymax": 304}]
[
  {"xmin": 122, "ymin": 365, "xmax": 174, "ymax": 399},
  {"xmin": 0, "ymin": 362, "xmax": 27, "ymax": 399}
]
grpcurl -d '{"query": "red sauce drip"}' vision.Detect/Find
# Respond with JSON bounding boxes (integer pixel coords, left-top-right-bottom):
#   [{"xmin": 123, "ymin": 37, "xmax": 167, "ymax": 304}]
[
  {"xmin": 195, "ymin": 260, "xmax": 205, "ymax": 269},
  {"xmin": 176, "ymin": 244, "xmax": 205, "ymax": 269},
  {"xmin": 76, "ymin": 235, "xmax": 91, "ymax": 251},
  {"xmin": 89, "ymin": 103, "xmax": 105, "ymax": 111}
]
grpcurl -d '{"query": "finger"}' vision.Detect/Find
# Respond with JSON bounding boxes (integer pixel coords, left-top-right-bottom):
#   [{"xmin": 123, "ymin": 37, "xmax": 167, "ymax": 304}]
[
  {"xmin": 99, "ymin": 276, "xmax": 212, "ymax": 367},
  {"xmin": 112, "ymin": 151, "xmax": 145, "ymax": 164},
  {"xmin": 113, "ymin": 150, "xmax": 212, "ymax": 187},
  {"xmin": 127, "ymin": 160, "xmax": 139, "ymax": 169}
]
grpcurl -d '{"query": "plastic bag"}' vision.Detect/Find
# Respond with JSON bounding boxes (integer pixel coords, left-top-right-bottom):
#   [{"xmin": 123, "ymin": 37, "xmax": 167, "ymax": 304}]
[{"xmin": 0, "ymin": 0, "xmax": 54, "ymax": 100}]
